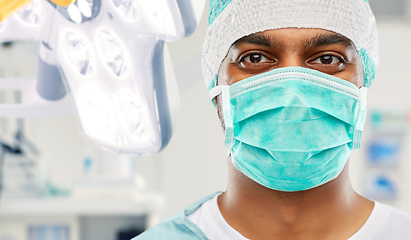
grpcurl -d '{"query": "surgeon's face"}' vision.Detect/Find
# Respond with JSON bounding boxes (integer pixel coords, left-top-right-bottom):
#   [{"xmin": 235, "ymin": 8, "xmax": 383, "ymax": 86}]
[{"xmin": 217, "ymin": 28, "xmax": 364, "ymax": 88}]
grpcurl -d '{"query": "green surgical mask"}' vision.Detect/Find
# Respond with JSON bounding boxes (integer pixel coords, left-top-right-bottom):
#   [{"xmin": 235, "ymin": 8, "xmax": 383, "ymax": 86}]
[{"xmin": 210, "ymin": 67, "xmax": 367, "ymax": 192}]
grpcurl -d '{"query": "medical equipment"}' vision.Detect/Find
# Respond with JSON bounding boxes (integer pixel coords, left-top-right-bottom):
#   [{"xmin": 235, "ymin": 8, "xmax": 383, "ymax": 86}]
[
  {"xmin": 0, "ymin": 119, "xmax": 40, "ymax": 199},
  {"xmin": 210, "ymin": 67, "xmax": 368, "ymax": 191},
  {"xmin": 0, "ymin": 0, "xmax": 43, "ymax": 41},
  {"xmin": 53, "ymin": 0, "xmax": 198, "ymax": 154},
  {"xmin": 0, "ymin": 0, "xmax": 205, "ymax": 155}
]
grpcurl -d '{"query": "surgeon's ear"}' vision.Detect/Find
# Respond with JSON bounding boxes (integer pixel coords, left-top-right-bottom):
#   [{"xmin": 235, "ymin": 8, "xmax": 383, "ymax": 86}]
[
  {"xmin": 215, "ymin": 58, "xmax": 230, "ymax": 131},
  {"xmin": 214, "ymin": 97, "xmax": 220, "ymax": 120}
]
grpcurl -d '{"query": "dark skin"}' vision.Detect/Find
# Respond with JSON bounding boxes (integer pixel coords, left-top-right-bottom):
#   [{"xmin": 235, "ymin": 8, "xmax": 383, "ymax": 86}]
[{"xmin": 215, "ymin": 28, "xmax": 374, "ymax": 240}]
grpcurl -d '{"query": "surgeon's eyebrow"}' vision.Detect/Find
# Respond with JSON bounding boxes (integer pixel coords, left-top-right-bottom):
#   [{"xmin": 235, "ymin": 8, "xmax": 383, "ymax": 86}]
[
  {"xmin": 303, "ymin": 33, "xmax": 354, "ymax": 50},
  {"xmin": 233, "ymin": 33, "xmax": 282, "ymax": 48}
]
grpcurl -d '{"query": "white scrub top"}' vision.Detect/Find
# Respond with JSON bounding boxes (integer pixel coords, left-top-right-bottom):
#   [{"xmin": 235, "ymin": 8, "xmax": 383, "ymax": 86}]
[{"xmin": 188, "ymin": 193, "xmax": 411, "ymax": 240}]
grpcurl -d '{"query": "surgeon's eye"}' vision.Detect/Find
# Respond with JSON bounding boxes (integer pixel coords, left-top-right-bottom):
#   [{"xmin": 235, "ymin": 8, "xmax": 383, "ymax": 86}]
[
  {"xmin": 312, "ymin": 55, "xmax": 345, "ymax": 65},
  {"xmin": 241, "ymin": 53, "xmax": 271, "ymax": 64},
  {"xmin": 235, "ymin": 51, "xmax": 276, "ymax": 73}
]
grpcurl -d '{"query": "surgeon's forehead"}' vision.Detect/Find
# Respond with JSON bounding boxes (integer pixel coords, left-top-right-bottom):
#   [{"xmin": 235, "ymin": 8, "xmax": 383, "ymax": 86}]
[{"xmin": 232, "ymin": 28, "xmax": 355, "ymax": 50}]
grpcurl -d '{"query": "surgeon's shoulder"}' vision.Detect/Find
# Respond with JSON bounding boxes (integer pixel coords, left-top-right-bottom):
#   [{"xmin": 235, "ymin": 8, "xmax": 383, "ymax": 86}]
[
  {"xmin": 133, "ymin": 192, "xmax": 220, "ymax": 240},
  {"xmin": 132, "ymin": 211, "xmax": 206, "ymax": 240},
  {"xmin": 383, "ymin": 203, "xmax": 411, "ymax": 225}
]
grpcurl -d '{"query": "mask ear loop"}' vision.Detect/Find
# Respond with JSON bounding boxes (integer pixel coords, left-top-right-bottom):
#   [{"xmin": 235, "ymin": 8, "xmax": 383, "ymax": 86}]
[
  {"xmin": 222, "ymin": 86, "xmax": 234, "ymax": 150},
  {"xmin": 353, "ymin": 87, "xmax": 368, "ymax": 149},
  {"xmin": 209, "ymin": 85, "xmax": 234, "ymax": 155}
]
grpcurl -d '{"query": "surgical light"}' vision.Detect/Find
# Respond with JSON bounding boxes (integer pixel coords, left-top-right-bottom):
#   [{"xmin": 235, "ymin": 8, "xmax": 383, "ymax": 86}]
[
  {"xmin": 111, "ymin": 0, "xmax": 138, "ymax": 23},
  {"xmin": 67, "ymin": 4, "xmax": 82, "ymax": 23},
  {"xmin": 14, "ymin": 0, "xmax": 43, "ymax": 26},
  {"xmin": 76, "ymin": 84, "xmax": 114, "ymax": 139},
  {"xmin": 58, "ymin": 0, "xmax": 100, "ymax": 24},
  {"xmin": 77, "ymin": 0, "xmax": 92, "ymax": 18},
  {"xmin": 0, "ymin": 0, "xmax": 204, "ymax": 155},
  {"xmin": 95, "ymin": 27, "xmax": 130, "ymax": 78},
  {"xmin": 52, "ymin": 0, "xmax": 200, "ymax": 155},
  {"xmin": 61, "ymin": 28, "xmax": 95, "ymax": 76},
  {"xmin": 0, "ymin": 0, "xmax": 45, "ymax": 42},
  {"xmin": 115, "ymin": 88, "xmax": 151, "ymax": 143}
]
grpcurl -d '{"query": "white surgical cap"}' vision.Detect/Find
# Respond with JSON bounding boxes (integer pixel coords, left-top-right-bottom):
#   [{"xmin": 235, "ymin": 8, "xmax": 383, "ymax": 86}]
[{"xmin": 202, "ymin": 0, "xmax": 379, "ymax": 91}]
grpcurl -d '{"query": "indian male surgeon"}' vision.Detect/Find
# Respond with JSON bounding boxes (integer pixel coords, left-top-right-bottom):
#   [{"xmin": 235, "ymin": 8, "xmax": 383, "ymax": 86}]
[{"xmin": 135, "ymin": 0, "xmax": 411, "ymax": 239}]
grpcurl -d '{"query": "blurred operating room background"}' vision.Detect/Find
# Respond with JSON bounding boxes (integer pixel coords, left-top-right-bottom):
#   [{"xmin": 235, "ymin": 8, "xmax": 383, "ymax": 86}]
[{"xmin": 0, "ymin": 0, "xmax": 410, "ymax": 239}]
